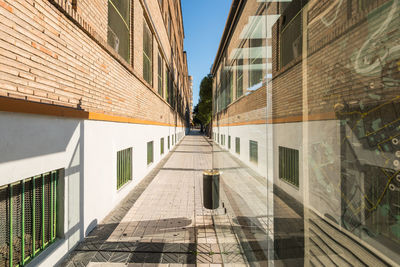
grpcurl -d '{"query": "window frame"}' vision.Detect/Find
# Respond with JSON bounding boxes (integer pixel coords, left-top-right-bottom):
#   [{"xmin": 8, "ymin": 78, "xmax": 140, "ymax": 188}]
[
  {"xmin": 279, "ymin": 146, "xmax": 299, "ymax": 188},
  {"xmin": 143, "ymin": 17, "xmax": 153, "ymax": 86},
  {"xmin": 147, "ymin": 141, "xmax": 154, "ymax": 165},
  {"xmin": 235, "ymin": 137, "xmax": 240, "ymax": 154},
  {"xmin": 249, "ymin": 140, "xmax": 258, "ymax": 164},
  {"xmin": 107, "ymin": 0, "xmax": 131, "ymax": 63},
  {"xmin": 158, "ymin": 51, "xmax": 164, "ymax": 97},
  {"xmin": 117, "ymin": 147, "xmax": 133, "ymax": 189}
]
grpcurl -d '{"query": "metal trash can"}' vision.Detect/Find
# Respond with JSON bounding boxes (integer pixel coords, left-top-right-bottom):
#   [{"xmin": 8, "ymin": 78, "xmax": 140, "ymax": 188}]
[{"xmin": 203, "ymin": 169, "xmax": 220, "ymax": 209}]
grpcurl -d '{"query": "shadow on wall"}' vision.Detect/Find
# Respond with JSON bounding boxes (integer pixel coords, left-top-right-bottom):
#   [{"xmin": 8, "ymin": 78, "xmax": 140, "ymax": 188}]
[
  {"xmin": 0, "ymin": 112, "xmax": 87, "ymax": 267},
  {"xmin": 0, "ymin": 112, "xmax": 79, "ymax": 163}
]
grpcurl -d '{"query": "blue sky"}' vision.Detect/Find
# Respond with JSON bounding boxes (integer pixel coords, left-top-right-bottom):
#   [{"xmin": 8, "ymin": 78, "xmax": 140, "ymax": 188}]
[{"xmin": 181, "ymin": 0, "xmax": 231, "ymax": 107}]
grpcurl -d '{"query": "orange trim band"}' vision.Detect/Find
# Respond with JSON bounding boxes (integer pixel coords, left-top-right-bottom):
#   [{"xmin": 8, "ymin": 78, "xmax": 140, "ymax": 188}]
[
  {"xmin": 216, "ymin": 112, "xmax": 336, "ymax": 126},
  {"xmin": 0, "ymin": 97, "xmax": 180, "ymax": 127}
]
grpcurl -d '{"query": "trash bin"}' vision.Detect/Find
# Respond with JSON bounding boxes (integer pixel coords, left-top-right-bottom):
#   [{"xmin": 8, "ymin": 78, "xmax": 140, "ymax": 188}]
[{"xmin": 203, "ymin": 169, "xmax": 220, "ymax": 209}]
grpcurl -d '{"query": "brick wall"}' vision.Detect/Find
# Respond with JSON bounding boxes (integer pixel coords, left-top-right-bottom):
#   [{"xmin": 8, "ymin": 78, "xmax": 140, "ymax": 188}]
[{"xmin": 0, "ymin": 0, "xmax": 189, "ymax": 126}]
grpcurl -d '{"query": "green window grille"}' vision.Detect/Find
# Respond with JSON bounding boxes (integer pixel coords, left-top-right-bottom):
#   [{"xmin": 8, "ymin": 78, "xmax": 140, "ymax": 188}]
[
  {"xmin": 168, "ymin": 136, "xmax": 170, "ymax": 149},
  {"xmin": 235, "ymin": 137, "xmax": 240, "ymax": 154},
  {"xmin": 172, "ymin": 135, "xmax": 174, "ymax": 146},
  {"xmin": 160, "ymin": 138, "xmax": 164, "ymax": 155},
  {"xmin": 175, "ymin": 134, "xmax": 176, "ymax": 144},
  {"xmin": 143, "ymin": 18, "xmax": 153, "ymax": 85},
  {"xmin": 249, "ymin": 140, "xmax": 258, "ymax": 164},
  {"xmin": 0, "ymin": 170, "xmax": 59, "ymax": 267},
  {"xmin": 217, "ymin": 134, "xmax": 220, "ymax": 144},
  {"xmin": 279, "ymin": 146, "xmax": 299, "ymax": 188},
  {"xmin": 147, "ymin": 141, "xmax": 154, "ymax": 165},
  {"xmin": 228, "ymin": 135, "xmax": 231, "ymax": 149},
  {"xmin": 158, "ymin": 52, "xmax": 163, "ymax": 96},
  {"xmin": 107, "ymin": 0, "xmax": 130, "ymax": 63},
  {"xmin": 117, "ymin": 148, "xmax": 132, "ymax": 190}
]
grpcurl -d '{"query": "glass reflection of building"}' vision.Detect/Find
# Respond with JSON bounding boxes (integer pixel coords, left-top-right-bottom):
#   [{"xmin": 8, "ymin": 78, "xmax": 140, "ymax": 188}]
[{"xmin": 211, "ymin": 0, "xmax": 400, "ymax": 265}]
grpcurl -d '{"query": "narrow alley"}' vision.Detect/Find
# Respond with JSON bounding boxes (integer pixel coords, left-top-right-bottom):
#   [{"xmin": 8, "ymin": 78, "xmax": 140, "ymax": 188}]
[{"xmin": 62, "ymin": 131, "xmax": 246, "ymax": 266}]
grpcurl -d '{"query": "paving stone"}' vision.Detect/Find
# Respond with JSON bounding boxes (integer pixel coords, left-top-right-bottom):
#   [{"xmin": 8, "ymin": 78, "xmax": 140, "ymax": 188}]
[{"xmin": 63, "ymin": 133, "xmax": 246, "ymax": 266}]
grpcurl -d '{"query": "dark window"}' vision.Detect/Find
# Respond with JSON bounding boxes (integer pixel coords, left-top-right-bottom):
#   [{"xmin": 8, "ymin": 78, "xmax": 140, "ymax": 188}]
[
  {"xmin": 117, "ymin": 148, "xmax": 132, "ymax": 189},
  {"xmin": 280, "ymin": 1, "xmax": 306, "ymax": 68},
  {"xmin": 249, "ymin": 38, "xmax": 263, "ymax": 87},
  {"xmin": 147, "ymin": 141, "xmax": 154, "ymax": 165},
  {"xmin": 158, "ymin": 0, "xmax": 163, "ymax": 11},
  {"xmin": 160, "ymin": 137, "xmax": 164, "ymax": 155},
  {"xmin": 236, "ymin": 59, "xmax": 243, "ymax": 97},
  {"xmin": 107, "ymin": 0, "xmax": 130, "ymax": 62},
  {"xmin": 249, "ymin": 140, "xmax": 258, "ymax": 164},
  {"xmin": 279, "ymin": 146, "xmax": 299, "ymax": 187},
  {"xmin": 158, "ymin": 52, "xmax": 163, "ymax": 96},
  {"xmin": 167, "ymin": 11, "xmax": 171, "ymax": 39},
  {"xmin": 235, "ymin": 137, "xmax": 240, "ymax": 154},
  {"xmin": 168, "ymin": 136, "xmax": 170, "ymax": 149},
  {"xmin": 0, "ymin": 170, "xmax": 60, "ymax": 266},
  {"xmin": 143, "ymin": 18, "xmax": 153, "ymax": 85},
  {"xmin": 228, "ymin": 135, "xmax": 231, "ymax": 149}
]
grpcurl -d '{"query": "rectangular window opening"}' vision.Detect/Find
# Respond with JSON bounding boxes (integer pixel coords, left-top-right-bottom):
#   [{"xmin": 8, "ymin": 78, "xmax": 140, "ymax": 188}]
[
  {"xmin": 107, "ymin": 0, "xmax": 131, "ymax": 63},
  {"xmin": 117, "ymin": 147, "xmax": 132, "ymax": 189},
  {"xmin": 147, "ymin": 141, "xmax": 154, "ymax": 165},
  {"xmin": 235, "ymin": 137, "xmax": 240, "ymax": 154},
  {"xmin": 0, "ymin": 170, "xmax": 61, "ymax": 266},
  {"xmin": 249, "ymin": 140, "xmax": 258, "ymax": 164},
  {"xmin": 279, "ymin": 146, "xmax": 299, "ymax": 188},
  {"xmin": 143, "ymin": 18, "xmax": 153, "ymax": 85}
]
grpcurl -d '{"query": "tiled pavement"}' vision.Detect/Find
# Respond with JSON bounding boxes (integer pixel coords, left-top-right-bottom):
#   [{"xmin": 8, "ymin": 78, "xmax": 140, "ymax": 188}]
[{"xmin": 61, "ymin": 131, "xmax": 247, "ymax": 267}]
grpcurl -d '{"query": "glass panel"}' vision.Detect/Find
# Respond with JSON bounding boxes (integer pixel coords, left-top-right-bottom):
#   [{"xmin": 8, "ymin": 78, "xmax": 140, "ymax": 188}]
[
  {"xmin": 211, "ymin": 0, "xmax": 400, "ymax": 265},
  {"xmin": 143, "ymin": 19, "xmax": 153, "ymax": 85},
  {"xmin": 107, "ymin": 0, "xmax": 130, "ymax": 63}
]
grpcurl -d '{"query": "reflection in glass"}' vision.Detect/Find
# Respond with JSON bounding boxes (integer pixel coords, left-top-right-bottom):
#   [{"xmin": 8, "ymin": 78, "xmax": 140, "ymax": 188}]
[{"xmin": 211, "ymin": 0, "xmax": 400, "ymax": 266}]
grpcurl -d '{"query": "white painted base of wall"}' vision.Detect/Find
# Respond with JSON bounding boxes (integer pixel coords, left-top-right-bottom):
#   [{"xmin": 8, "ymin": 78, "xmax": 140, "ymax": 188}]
[
  {"xmin": 0, "ymin": 111, "xmax": 186, "ymax": 267},
  {"xmin": 214, "ymin": 124, "xmax": 267, "ymax": 177}
]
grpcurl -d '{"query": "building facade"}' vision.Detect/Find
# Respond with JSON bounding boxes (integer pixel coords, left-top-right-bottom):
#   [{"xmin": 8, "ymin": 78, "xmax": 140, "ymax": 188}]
[
  {"xmin": 212, "ymin": 0, "xmax": 400, "ymax": 265},
  {"xmin": 0, "ymin": 0, "xmax": 190, "ymax": 266}
]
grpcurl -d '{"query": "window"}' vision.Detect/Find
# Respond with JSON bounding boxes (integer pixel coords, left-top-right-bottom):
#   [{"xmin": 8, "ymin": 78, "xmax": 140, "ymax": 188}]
[
  {"xmin": 107, "ymin": 0, "xmax": 130, "ymax": 63},
  {"xmin": 147, "ymin": 141, "xmax": 154, "ymax": 165},
  {"xmin": 228, "ymin": 135, "xmax": 231, "ymax": 149},
  {"xmin": 280, "ymin": 3, "xmax": 303, "ymax": 68},
  {"xmin": 117, "ymin": 148, "xmax": 132, "ymax": 189},
  {"xmin": 71, "ymin": 0, "xmax": 77, "ymax": 10},
  {"xmin": 143, "ymin": 18, "xmax": 153, "ymax": 85},
  {"xmin": 218, "ymin": 134, "xmax": 220, "ymax": 143},
  {"xmin": 158, "ymin": 0, "xmax": 163, "ymax": 11},
  {"xmin": 249, "ymin": 140, "xmax": 258, "ymax": 164},
  {"xmin": 235, "ymin": 137, "xmax": 240, "ymax": 154},
  {"xmin": 279, "ymin": 146, "xmax": 299, "ymax": 188},
  {"xmin": 249, "ymin": 38, "xmax": 263, "ymax": 87},
  {"xmin": 172, "ymin": 135, "xmax": 174, "ymax": 145},
  {"xmin": 167, "ymin": 11, "xmax": 171, "ymax": 39},
  {"xmin": 160, "ymin": 137, "xmax": 164, "ymax": 155},
  {"xmin": 236, "ymin": 58, "xmax": 243, "ymax": 97},
  {"xmin": 0, "ymin": 170, "xmax": 60, "ymax": 266},
  {"xmin": 158, "ymin": 52, "xmax": 163, "ymax": 96},
  {"xmin": 168, "ymin": 136, "xmax": 170, "ymax": 149}
]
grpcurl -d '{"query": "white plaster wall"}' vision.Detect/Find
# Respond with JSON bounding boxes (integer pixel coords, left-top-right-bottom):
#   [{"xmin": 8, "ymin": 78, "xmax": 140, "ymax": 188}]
[
  {"xmin": 215, "ymin": 124, "xmax": 267, "ymax": 178},
  {"xmin": 0, "ymin": 111, "xmax": 185, "ymax": 267},
  {"xmin": 272, "ymin": 122, "xmax": 304, "ymax": 203}
]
